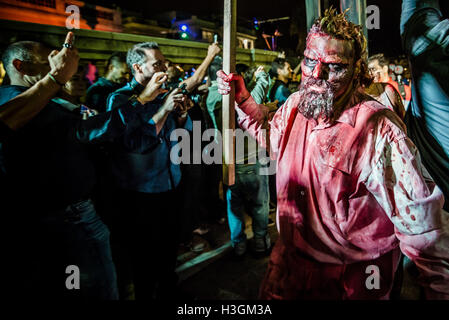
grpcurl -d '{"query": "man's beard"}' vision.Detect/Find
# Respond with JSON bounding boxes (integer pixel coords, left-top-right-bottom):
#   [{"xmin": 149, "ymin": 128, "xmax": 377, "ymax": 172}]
[{"xmin": 297, "ymin": 78, "xmax": 336, "ymax": 121}]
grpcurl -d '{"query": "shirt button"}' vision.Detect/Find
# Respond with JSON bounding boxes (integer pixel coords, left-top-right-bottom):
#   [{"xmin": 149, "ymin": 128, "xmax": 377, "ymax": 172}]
[
  {"xmin": 300, "ymin": 191, "xmax": 305, "ymax": 196},
  {"xmin": 159, "ymin": 138, "xmax": 163, "ymax": 144}
]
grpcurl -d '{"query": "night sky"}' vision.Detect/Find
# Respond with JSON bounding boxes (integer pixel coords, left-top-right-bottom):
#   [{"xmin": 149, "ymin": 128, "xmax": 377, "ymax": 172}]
[{"xmin": 90, "ymin": 0, "xmax": 448, "ymax": 58}]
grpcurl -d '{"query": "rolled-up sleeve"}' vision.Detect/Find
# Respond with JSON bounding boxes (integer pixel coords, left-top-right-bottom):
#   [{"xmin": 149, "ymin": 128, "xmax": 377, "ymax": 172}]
[{"xmin": 365, "ymin": 119, "xmax": 449, "ymax": 299}]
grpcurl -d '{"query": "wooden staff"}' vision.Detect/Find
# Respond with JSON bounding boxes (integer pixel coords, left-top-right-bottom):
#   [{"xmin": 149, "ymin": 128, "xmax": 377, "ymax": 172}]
[{"xmin": 222, "ymin": 0, "xmax": 236, "ymax": 186}]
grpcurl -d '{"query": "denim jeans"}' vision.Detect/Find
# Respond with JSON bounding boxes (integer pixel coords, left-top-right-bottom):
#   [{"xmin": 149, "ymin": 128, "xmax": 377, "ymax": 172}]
[
  {"xmin": 27, "ymin": 199, "xmax": 119, "ymax": 300},
  {"xmin": 226, "ymin": 162, "xmax": 270, "ymax": 245}
]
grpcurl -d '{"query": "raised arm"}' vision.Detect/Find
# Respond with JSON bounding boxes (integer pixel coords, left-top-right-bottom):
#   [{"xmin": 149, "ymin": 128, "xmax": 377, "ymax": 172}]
[
  {"xmin": 181, "ymin": 42, "xmax": 221, "ymax": 92},
  {"xmin": 249, "ymin": 66, "xmax": 270, "ymax": 104},
  {"xmin": 0, "ymin": 32, "xmax": 79, "ymax": 130}
]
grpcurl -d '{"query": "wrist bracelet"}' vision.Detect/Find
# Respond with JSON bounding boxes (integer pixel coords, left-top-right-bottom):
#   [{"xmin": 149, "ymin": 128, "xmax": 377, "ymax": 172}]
[
  {"xmin": 48, "ymin": 73, "xmax": 65, "ymax": 86},
  {"xmin": 136, "ymin": 96, "xmax": 146, "ymax": 105},
  {"xmin": 129, "ymin": 94, "xmax": 144, "ymax": 106},
  {"xmin": 178, "ymin": 112, "xmax": 188, "ymax": 118}
]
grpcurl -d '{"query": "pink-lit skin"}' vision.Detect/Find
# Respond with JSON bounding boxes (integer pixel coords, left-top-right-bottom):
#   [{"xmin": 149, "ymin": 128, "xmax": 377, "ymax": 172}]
[
  {"xmin": 302, "ymin": 33, "xmax": 356, "ymax": 101},
  {"xmin": 215, "ymin": 33, "xmax": 449, "ymax": 300}
]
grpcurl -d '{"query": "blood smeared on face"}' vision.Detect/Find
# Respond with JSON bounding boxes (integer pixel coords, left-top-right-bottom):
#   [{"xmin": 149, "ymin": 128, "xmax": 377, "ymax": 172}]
[{"xmin": 298, "ymin": 33, "xmax": 357, "ymax": 121}]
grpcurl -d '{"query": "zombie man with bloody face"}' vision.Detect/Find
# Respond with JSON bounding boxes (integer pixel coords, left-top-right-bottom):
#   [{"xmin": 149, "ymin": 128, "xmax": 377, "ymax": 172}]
[{"xmin": 217, "ymin": 9, "xmax": 449, "ymax": 299}]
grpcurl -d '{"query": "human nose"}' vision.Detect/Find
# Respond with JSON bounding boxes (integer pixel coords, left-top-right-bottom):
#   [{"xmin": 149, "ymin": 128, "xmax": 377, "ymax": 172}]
[{"xmin": 311, "ymin": 61, "xmax": 327, "ymax": 79}]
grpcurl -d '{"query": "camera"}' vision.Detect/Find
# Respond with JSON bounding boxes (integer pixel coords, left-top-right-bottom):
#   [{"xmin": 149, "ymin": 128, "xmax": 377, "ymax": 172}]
[
  {"xmin": 162, "ymin": 82, "xmax": 202, "ymax": 105},
  {"xmin": 179, "ymin": 83, "xmax": 189, "ymax": 95}
]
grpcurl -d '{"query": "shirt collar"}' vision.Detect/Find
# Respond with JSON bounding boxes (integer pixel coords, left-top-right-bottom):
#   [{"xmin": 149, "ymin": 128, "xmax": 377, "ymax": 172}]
[
  {"xmin": 98, "ymin": 77, "xmax": 115, "ymax": 86},
  {"xmin": 335, "ymin": 105, "xmax": 359, "ymax": 127},
  {"xmin": 129, "ymin": 77, "xmax": 145, "ymax": 94}
]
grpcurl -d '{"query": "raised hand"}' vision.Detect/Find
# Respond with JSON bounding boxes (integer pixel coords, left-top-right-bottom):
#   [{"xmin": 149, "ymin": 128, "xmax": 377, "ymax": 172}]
[
  {"xmin": 138, "ymin": 72, "xmax": 168, "ymax": 104},
  {"xmin": 48, "ymin": 32, "xmax": 79, "ymax": 85},
  {"xmin": 216, "ymin": 70, "xmax": 250, "ymax": 104},
  {"xmin": 254, "ymin": 66, "xmax": 266, "ymax": 78},
  {"xmin": 207, "ymin": 42, "xmax": 221, "ymax": 58}
]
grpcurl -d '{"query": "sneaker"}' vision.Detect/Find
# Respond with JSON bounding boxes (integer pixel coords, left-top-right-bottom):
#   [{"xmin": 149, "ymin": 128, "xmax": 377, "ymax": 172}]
[
  {"xmin": 253, "ymin": 234, "xmax": 271, "ymax": 254},
  {"xmin": 233, "ymin": 240, "xmax": 247, "ymax": 256},
  {"xmin": 267, "ymin": 218, "xmax": 275, "ymax": 227}
]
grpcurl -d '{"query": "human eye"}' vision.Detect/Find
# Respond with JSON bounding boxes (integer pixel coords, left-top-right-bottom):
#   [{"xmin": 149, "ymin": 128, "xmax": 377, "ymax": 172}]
[
  {"xmin": 329, "ymin": 63, "xmax": 346, "ymax": 72},
  {"xmin": 304, "ymin": 57, "xmax": 318, "ymax": 66}
]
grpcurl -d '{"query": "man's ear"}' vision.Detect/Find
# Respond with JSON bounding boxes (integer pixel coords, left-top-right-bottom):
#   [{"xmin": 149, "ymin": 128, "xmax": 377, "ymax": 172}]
[
  {"xmin": 132, "ymin": 63, "xmax": 141, "ymax": 75},
  {"xmin": 12, "ymin": 59, "xmax": 23, "ymax": 72},
  {"xmin": 382, "ymin": 65, "xmax": 389, "ymax": 74},
  {"xmin": 108, "ymin": 63, "xmax": 114, "ymax": 72}
]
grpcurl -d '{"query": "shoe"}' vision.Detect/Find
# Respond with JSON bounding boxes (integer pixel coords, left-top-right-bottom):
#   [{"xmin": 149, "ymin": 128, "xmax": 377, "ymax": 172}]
[
  {"xmin": 253, "ymin": 234, "xmax": 271, "ymax": 254},
  {"xmin": 233, "ymin": 240, "xmax": 247, "ymax": 256},
  {"xmin": 267, "ymin": 218, "xmax": 275, "ymax": 227}
]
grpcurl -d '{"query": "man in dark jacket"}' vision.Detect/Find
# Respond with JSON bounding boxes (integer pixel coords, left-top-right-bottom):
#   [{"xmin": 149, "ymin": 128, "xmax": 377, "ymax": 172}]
[
  {"xmin": 0, "ymin": 34, "xmax": 161, "ymax": 300},
  {"xmin": 106, "ymin": 41, "xmax": 192, "ymax": 300},
  {"xmin": 85, "ymin": 52, "xmax": 129, "ymax": 113}
]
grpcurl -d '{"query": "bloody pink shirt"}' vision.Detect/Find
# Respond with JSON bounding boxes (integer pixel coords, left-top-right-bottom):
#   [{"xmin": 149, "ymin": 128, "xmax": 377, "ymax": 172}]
[{"xmin": 236, "ymin": 90, "xmax": 449, "ymax": 299}]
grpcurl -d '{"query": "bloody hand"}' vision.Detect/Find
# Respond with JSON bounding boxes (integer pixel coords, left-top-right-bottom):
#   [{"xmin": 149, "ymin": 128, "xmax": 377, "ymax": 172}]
[{"xmin": 216, "ymin": 70, "xmax": 250, "ymax": 104}]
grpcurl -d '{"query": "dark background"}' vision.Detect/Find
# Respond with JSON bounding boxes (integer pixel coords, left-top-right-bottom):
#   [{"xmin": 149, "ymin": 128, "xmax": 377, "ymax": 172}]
[{"xmin": 91, "ymin": 0, "xmax": 449, "ymax": 58}]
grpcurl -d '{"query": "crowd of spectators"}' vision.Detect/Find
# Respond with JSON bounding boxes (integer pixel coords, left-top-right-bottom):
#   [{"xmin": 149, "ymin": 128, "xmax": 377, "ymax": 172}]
[{"xmin": 1, "ymin": 0, "xmax": 448, "ymax": 300}]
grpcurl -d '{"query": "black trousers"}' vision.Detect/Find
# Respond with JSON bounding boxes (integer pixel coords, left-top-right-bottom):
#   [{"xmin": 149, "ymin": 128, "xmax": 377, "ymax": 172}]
[
  {"xmin": 110, "ymin": 188, "xmax": 180, "ymax": 300},
  {"xmin": 179, "ymin": 164, "xmax": 203, "ymax": 243}
]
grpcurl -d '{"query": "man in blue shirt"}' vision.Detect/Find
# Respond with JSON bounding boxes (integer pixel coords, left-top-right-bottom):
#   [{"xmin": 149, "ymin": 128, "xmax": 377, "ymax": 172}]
[
  {"xmin": 106, "ymin": 42, "xmax": 192, "ymax": 300},
  {"xmin": 401, "ymin": 0, "xmax": 449, "ymax": 211},
  {"xmin": 268, "ymin": 58, "xmax": 293, "ymax": 107}
]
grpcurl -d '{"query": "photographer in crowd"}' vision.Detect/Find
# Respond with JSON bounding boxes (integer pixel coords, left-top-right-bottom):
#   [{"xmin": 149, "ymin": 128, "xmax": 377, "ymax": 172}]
[{"xmin": 105, "ymin": 41, "xmax": 219, "ymax": 299}]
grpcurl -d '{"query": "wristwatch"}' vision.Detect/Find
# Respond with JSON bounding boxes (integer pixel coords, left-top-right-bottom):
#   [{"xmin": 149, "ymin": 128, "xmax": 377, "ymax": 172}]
[{"xmin": 128, "ymin": 94, "xmax": 144, "ymax": 106}]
